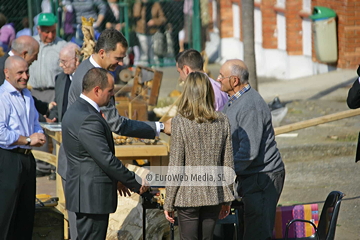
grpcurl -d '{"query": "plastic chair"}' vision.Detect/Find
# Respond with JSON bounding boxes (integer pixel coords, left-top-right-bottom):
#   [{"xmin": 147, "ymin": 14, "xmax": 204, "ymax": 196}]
[{"xmin": 284, "ymin": 191, "xmax": 345, "ymax": 240}]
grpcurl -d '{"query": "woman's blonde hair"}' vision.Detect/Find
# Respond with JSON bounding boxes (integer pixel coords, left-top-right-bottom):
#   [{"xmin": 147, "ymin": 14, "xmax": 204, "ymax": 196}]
[{"xmin": 177, "ymin": 72, "xmax": 217, "ymax": 123}]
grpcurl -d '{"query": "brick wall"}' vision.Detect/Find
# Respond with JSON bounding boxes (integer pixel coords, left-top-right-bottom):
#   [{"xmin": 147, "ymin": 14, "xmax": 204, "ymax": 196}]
[
  {"xmin": 218, "ymin": 0, "xmax": 359, "ymax": 69},
  {"xmin": 311, "ymin": 0, "xmax": 360, "ymax": 68},
  {"xmin": 261, "ymin": 0, "xmax": 277, "ymax": 49},
  {"xmin": 285, "ymin": 0, "xmax": 303, "ymax": 55},
  {"xmin": 219, "ymin": 0, "xmax": 235, "ymax": 38}
]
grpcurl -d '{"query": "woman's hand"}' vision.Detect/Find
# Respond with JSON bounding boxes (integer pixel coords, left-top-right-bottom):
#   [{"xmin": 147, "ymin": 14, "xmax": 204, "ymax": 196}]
[
  {"xmin": 164, "ymin": 210, "xmax": 175, "ymax": 223},
  {"xmin": 219, "ymin": 205, "xmax": 230, "ymax": 219}
]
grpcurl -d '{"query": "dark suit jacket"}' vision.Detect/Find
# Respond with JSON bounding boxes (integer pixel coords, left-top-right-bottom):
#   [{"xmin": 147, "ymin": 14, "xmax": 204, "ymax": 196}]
[
  {"xmin": 347, "ymin": 66, "xmax": 360, "ymax": 162},
  {"xmin": 68, "ymin": 58, "xmax": 156, "ymax": 136},
  {"xmin": 347, "ymin": 76, "xmax": 360, "ymax": 109},
  {"xmin": 62, "ymin": 98, "xmax": 141, "ymax": 214},
  {"xmin": 58, "ymin": 58, "xmax": 157, "ymax": 179},
  {"xmin": 0, "ymin": 53, "xmax": 48, "ymax": 115},
  {"xmin": 49, "ymin": 72, "xmax": 71, "ymax": 122}
]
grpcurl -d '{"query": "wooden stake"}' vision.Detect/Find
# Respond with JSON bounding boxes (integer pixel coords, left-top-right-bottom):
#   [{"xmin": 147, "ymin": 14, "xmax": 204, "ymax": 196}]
[
  {"xmin": 159, "ymin": 96, "xmax": 181, "ymax": 122},
  {"xmin": 274, "ymin": 108, "xmax": 360, "ymax": 135}
]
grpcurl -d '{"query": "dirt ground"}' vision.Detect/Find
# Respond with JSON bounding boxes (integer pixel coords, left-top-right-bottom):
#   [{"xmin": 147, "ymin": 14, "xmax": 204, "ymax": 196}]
[{"xmin": 275, "ymin": 85, "xmax": 360, "ymax": 239}]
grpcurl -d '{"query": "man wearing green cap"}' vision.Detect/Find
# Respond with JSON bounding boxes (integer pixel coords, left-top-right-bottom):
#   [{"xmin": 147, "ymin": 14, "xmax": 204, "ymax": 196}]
[
  {"xmin": 29, "ymin": 12, "xmax": 67, "ymax": 176},
  {"xmin": 29, "ymin": 13, "xmax": 66, "ymax": 103}
]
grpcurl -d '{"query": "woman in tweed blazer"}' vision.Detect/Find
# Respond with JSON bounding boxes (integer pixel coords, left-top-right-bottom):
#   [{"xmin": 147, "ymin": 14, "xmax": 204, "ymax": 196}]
[{"xmin": 163, "ymin": 72, "xmax": 235, "ymax": 239}]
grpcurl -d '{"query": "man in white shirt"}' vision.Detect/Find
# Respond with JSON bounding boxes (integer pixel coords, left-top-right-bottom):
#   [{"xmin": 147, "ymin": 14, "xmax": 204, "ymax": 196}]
[{"xmin": 0, "ymin": 56, "xmax": 46, "ymax": 239}]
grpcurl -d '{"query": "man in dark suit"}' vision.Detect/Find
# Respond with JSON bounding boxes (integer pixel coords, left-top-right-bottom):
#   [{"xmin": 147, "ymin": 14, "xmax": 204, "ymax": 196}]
[
  {"xmin": 68, "ymin": 28, "xmax": 168, "ymax": 136},
  {"xmin": 49, "ymin": 42, "xmax": 80, "ymax": 122},
  {"xmin": 65, "ymin": 28, "xmax": 170, "ymax": 180},
  {"xmin": 347, "ymin": 66, "xmax": 360, "ymax": 109},
  {"xmin": 62, "ymin": 68, "xmax": 148, "ymax": 239},
  {"xmin": 347, "ymin": 65, "xmax": 360, "ymax": 162},
  {"xmin": 65, "ymin": 29, "xmax": 170, "ymax": 238},
  {"xmin": 0, "ymin": 35, "xmax": 53, "ymax": 115},
  {"xmin": 47, "ymin": 42, "xmax": 80, "ymax": 235}
]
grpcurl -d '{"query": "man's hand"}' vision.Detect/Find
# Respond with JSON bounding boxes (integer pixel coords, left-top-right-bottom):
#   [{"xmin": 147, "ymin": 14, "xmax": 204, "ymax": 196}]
[
  {"xmin": 29, "ymin": 132, "xmax": 46, "ymax": 147},
  {"xmin": 117, "ymin": 182, "xmax": 131, "ymax": 197},
  {"xmin": 44, "ymin": 116, "xmax": 57, "ymax": 123},
  {"xmin": 48, "ymin": 101, "xmax": 57, "ymax": 111},
  {"xmin": 163, "ymin": 118, "xmax": 172, "ymax": 135},
  {"xmin": 139, "ymin": 178, "xmax": 149, "ymax": 195},
  {"xmin": 218, "ymin": 205, "xmax": 230, "ymax": 219}
]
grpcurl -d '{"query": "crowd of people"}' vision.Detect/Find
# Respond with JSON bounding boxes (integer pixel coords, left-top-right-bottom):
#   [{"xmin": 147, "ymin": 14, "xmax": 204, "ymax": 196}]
[
  {"xmin": 0, "ymin": 3, "xmax": 286, "ymax": 240},
  {"xmin": 2, "ymin": 0, "xmax": 203, "ymax": 67}
]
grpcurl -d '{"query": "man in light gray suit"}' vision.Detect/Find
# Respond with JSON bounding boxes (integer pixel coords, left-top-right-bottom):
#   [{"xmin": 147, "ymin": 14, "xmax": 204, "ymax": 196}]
[{"xmin": 62, "ymin": 68, "xmax": 148, "ymax": 239}]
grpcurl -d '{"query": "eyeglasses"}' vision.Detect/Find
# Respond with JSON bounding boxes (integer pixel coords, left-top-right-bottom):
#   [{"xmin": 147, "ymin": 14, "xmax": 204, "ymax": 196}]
[
  {"xmin": 58, "ymin": 58, "xmax": 75, "ymax": 66},
  {"xmin": 217, "ymin": 75, "xmax": 233, "ymax": 81}
]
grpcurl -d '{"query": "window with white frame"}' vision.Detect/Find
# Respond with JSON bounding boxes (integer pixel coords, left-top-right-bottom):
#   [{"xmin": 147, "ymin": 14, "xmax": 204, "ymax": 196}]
[
  {"xmin": 277, "ymin": 12, "xmax": 286, "ymax": 51},
  {"xmin": 254, "ymin": 7, "xmax": 262, "ymax": 44},
  {"xmin": 277, "ymin": 0, "xmax": 286, "ymax": 8},
  {"xmin": 232, "ymin": 3, "xmax": 240, "ymax": 39},
  {"xmin": 302, "ymin": 0, "xmax": 311, "ymax": 13},
  {"xmin": 302, "ymin": 18, "xmax": 312, "ymax": 56}
]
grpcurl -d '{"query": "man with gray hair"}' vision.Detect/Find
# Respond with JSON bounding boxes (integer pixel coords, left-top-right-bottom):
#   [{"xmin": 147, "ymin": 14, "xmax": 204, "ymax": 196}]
[
  {"xmin": 0, "ymin": 35, "xmax": 39, "ymax": 83},
  {"xmin": 0, "ymin": 35, "xmax": 54, "ymax": 115},
  {"xmin": 49, "ymin": 42, "xmax": 80, "ymax": 122},
  {"xmin": 29, "ymin": 12, "xmax": 67, "ymax": 104},
  {"xmin": 218, "ymin": 59, "xmax": 285, "ymax": 240},
  {"xmin": 48, "ymin": 42, "xmax": 81, "ymax": 237}
]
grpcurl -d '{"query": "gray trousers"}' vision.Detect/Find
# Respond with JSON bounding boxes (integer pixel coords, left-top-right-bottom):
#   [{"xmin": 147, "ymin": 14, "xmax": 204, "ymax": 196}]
[
  {"xmin": 76, "ymin": 212, "xmax": 109, "ymax": 240},
  {"xmin": 62, "ymin": 177, "xmax": 78, "ymax": 239},
  {"xmin": 235, "ymin": 169, "xmax": 285, "ymax": 240}
]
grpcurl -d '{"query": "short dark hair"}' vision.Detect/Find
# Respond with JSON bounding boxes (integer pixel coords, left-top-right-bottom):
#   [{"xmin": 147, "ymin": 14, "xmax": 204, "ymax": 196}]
[
  {"xmin": 94, "ymin": 29, "xmax": 128, "ymax": 53},
  {"xmin": 0, "ymin": 13, "xmax": 7, "ymax": 28},
  {"xmin": 82, "ymin": 68, "xmax": 109, "ymax": 92},
  {"xmin": 22, "ymin": 17, "xmax": 29, "ymax": 28},
  {"xmin": 176, "ymin": 49, "xmax": 203, "ymax": 71}
]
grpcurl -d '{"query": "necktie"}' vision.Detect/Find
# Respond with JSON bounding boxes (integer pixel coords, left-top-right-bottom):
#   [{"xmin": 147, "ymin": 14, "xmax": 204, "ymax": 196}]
[{"xmin": 100, "ymin": 110, "xmax": 105, "ymax": 119}]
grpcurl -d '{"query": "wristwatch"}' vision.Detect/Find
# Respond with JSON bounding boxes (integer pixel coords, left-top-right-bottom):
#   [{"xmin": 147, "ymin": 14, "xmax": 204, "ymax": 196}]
[
  {"xmin": 159, "ymin": 122, "xmax": 165, "ymax": 132},
  {"xmin": 26, "ymin": 137, "xmax": 31, "ymax": 145}
]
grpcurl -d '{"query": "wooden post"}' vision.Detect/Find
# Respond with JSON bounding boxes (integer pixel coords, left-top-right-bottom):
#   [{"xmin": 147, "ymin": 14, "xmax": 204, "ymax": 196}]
[{"xmin": 274, "ymin": 108, "xmax": 360, "ymax": 135}]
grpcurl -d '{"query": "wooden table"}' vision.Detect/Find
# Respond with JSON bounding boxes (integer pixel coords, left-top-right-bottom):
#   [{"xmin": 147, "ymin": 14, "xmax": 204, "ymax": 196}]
[{"xmin": 33, "ymin": 127, "xmax": 169, "ymax": 239}]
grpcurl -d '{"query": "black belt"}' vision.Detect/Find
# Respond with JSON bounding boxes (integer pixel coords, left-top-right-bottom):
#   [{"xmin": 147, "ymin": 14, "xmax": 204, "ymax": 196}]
[
  {"xmin": 1, "ymin": 148, "xmax": 32, "ymax": 155},
  {"xmin": 33, "ymin": 87, "xmax": 55, "ymax": 91}
]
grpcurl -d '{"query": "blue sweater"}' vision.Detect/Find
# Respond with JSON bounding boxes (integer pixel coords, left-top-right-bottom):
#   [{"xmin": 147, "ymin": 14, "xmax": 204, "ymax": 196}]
[{"xmin": 222, "ymin": 88, "xmax": 284, "ymax": 176}]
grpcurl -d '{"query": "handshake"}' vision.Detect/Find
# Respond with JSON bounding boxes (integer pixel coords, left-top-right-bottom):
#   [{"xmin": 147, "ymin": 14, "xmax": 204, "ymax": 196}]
[{"xmin": 117, "ymin": 178, "xmax": 150, "ymax": 197}]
